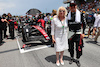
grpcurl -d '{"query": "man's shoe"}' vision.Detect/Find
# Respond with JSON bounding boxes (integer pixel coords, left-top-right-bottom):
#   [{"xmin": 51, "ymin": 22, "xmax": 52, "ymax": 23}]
[
  {"xmin": 69, "ymin": 59, "xmax": 73, "ymax": 64},
  {"xmin": 94, "ymin": 41, "xmax": 98, "ymax": 43},
  {"xmin": 76, "ymin": 60, "xmax": 81, "ymax": 67}
]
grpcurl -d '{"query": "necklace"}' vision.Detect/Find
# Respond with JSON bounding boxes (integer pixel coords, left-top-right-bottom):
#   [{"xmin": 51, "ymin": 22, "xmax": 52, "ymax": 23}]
[
  {"xmin": 59, "ymin": 16, "xmax": 65, "ymax": 33},
  {"xmin": 60, "ymin": 20, "xmax": 65, "ymax": 28},
  {"xmin": 61, "ymin": 22, "xmax": 64, "ymax": 28},
  {"xmin": 59, "ymin": 16, "xmax": 65, "ymax": 28},
  {"xmin": 60, "ymin": 20, "xmax": 65, "ymax": 34}
]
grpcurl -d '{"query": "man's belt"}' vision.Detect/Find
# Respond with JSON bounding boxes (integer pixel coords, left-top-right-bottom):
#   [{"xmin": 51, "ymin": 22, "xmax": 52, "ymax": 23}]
[{"xmin": 68, "ymin": 22, "xmax": 80, "ymax": 24}]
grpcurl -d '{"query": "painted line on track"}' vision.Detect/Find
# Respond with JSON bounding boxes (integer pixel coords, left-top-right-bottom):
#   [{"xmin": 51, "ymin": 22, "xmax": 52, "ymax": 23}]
[
  {"xmin": 16, "ymin": 37, "xmax": 51, "ymax": 53},
  {"xmin": 16, "ymin": 37, "xmax": 24, "ymax": 53}
]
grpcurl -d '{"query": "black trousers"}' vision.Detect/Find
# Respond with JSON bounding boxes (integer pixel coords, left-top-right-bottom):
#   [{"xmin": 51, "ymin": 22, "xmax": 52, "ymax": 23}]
[
  {"xmin": 68, "ymin": 34, "xmax": 83, "ymax": 59},
  {"xmin": 9, "ymin": 25, "xmax": 14, "ymax": 39},
  {"xmin": 4, "ymin": 27, "xmax": 7, "ymax": 38},
  {"xmin": 0, "ymin": 29, "xmax": 2, "ymax": 43},
  {"xmin": 83, "ymin": 23, "xmax": 86, "ymax": 34}
]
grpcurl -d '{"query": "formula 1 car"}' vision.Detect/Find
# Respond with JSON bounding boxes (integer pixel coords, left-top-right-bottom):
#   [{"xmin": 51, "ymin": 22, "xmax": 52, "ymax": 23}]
[{"xmin": 22, "ymin": 21, "xmax": 50, "ymax": 43}]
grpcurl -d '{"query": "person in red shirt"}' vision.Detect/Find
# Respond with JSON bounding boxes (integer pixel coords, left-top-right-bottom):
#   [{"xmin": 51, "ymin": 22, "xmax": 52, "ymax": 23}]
[{"xmin": 37, "ymin": 15, "xmax": 45, "ymax": 29}]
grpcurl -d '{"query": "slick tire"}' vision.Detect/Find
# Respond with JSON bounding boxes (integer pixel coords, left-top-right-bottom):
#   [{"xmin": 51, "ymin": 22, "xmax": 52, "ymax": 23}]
[{"xmin": 22, "ymin": 28, "xmax": 29, "ymax": 42}]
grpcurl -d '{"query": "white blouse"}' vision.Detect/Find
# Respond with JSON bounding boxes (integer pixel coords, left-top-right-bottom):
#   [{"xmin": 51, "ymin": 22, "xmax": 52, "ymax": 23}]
[{"xmin": 51, "ymin": 17, "xmax": 68, "ymax": 35}]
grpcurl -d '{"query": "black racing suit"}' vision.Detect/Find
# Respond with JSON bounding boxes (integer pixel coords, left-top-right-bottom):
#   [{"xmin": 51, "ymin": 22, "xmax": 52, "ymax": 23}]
[{"xmin": 68, "ymin": 12, "xmax": 83, "ymax": 59}]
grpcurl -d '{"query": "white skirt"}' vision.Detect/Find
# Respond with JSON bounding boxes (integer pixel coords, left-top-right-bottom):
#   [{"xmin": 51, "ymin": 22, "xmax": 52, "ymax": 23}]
[{"xmin": 54, "ymin": 33, "xmax": 68, "ymax": 52}]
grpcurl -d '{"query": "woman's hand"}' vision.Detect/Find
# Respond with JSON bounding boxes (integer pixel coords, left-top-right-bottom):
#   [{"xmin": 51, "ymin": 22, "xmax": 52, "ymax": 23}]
[
  {"xmin": 52, "ymin": 38, "xmax": 56, "ymax": 44},
  {"xmin": 52, "ymin": 35, "xmax": 56, "ymax": 44}
]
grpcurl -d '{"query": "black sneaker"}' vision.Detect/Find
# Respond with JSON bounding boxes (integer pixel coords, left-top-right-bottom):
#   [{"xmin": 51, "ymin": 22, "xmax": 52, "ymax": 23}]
[
  {"xmin": 69, "ymin": 58, "xmax": 73, "ymax": 64},
  {"xmin": 76, "ymin": 61, "xmax": 81, "ymax": 67},
  {"xmin": 51, "ymin": 44, "xmax": 54, "ymax": 47},
  {"xmin": 94, "ymin": 41, "xmax": 98, "ymax": 43},
  {"xmin": 0, "ymin": 43, "xmax": 3, "ymax": 46}
]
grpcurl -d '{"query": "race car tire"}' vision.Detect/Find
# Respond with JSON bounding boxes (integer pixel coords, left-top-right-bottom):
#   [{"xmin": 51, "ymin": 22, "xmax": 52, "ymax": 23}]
[{"xmin": 22, "ymin": 28, "xmax": 29, "ymax": 42}]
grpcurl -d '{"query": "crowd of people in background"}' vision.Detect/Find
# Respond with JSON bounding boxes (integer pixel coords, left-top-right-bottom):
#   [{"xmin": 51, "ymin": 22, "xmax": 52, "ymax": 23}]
[
  {"xmin": 79, "ymin": 0, "xmax": 99, "ymax": 11},
  {"xmin": 78, "ymin": 1, "xmax": 100, "ymax": 43}
]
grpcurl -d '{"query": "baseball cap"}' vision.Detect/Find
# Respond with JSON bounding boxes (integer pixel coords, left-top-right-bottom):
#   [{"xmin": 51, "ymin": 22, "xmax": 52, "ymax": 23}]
[{"xmin": 70, "ymin": 1, "xmax": 76, "ymax": 7}]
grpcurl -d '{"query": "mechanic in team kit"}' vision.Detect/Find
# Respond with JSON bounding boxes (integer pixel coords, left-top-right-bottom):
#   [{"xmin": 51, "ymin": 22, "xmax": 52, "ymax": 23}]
[
  {"xmin": 0, "ymin": 15, "xmax": 9, "ymax": 45},
  {"xmin": 7, "ymin": 13, "xmax": 15, "ymax": 39},
  {"xmin": 2, "ymin": 14, "xmax": 9, "ymax": 38}
]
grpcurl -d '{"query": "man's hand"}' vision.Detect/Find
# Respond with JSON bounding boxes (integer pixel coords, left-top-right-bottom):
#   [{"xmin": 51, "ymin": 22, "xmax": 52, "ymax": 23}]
[
  {"xmin": 1, "ymin": 19, "xmax": 4, "ymax": 22},
  {"xmin": 4, "ymin": 19, "xmax": 10, "ymax": 24},
  {"xmin": 81, "ymin": 34, "xmax": 85, "ymax": 39}
]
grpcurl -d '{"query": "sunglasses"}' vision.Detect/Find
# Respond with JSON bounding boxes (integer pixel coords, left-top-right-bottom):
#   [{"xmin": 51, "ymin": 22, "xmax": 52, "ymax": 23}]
[{"xmin": 59, "ymin": 10, "xmax": 65, "ymax": 12}]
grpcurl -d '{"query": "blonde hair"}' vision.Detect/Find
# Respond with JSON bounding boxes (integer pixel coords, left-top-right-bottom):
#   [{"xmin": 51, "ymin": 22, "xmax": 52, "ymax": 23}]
[{"xmin": 57, "ymin": 6, "xmax": 67, "ymax": 17}]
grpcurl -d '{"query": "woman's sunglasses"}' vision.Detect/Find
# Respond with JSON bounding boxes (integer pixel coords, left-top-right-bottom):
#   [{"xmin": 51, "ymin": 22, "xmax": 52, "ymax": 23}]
[{"xmin": 59, "ymin": 10, "xmax": 65, "ymax": 12}]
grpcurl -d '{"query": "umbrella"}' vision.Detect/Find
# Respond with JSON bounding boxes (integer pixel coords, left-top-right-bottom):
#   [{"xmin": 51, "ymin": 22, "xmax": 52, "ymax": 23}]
[
  {"xmin": 26, "ymin": 8, "xmax": 41, "ymax": 15},
  {"xmin": 63, "ymin": 0, "xmax": 72, "ymax": 4}
]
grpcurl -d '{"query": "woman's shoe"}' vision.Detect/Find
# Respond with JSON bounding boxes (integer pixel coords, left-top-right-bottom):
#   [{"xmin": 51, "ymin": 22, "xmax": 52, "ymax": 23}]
[
  {"xmin": 61, "ymin": 62, "xmax": 64, "ymax": 65},
  {"xmin": 56, "ymin": 63, "xmax": 60, "ymax": 66}
]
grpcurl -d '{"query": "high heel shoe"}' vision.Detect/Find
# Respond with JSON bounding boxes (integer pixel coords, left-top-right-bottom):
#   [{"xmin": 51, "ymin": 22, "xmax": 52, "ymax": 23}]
[
  {"xmin": 61, "ymin": 62, "xmax": 64, "ymax": 65},
  {"xmin": 56, "ymin": 63, "xmax": 60, "ymax": 66}
]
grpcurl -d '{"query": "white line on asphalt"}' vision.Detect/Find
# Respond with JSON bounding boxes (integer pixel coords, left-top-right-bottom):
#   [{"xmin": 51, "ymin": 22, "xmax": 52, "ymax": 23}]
[
  {"xmin": 21, "ymin": 45, "xmax": 51, "ymax": 53},
  {"xmin": 16, "ymin": 37, "xmax": 51, "ymax": 54},
  {"xmin": 16, "ymin": 37, "xmax": 24, "ymax": 53}
]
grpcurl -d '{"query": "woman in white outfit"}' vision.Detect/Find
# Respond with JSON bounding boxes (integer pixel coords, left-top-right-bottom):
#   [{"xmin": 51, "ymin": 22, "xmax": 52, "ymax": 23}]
[{"xmin": 51, "ymin": 6, "xmax": 68, "ymax": 66}]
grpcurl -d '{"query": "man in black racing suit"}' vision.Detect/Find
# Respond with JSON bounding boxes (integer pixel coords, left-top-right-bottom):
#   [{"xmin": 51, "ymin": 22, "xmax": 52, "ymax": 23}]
[{"xmin": 68, "ymin": 2, "xmax": 84, "ymax": 67}]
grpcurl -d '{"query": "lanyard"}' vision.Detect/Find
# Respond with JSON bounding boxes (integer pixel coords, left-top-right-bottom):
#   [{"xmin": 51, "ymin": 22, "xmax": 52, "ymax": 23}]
[
  {"xmin": 60, "ymin": 20, "xmax": 65, "ymax": 28},
  {"xmin": 60, "ymin": 20, "xmax": 65, "ymax": 33}
]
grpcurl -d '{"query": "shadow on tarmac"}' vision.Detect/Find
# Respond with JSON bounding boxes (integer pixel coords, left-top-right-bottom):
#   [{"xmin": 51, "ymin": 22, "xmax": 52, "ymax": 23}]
[
  {"xmin": 85, "ymin": 41, "xmax": 100, "ymax": 46},
  {"xmin": 45, "ymin": 55, "xmax": 71, "ymax": 64},
  {"xmin": 45, "ymin": 55, "xmax": 82, "ymax": 67},
  {"xmin": 0, "ymin": 48, "xmax": 19, "ymax": 54}
]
